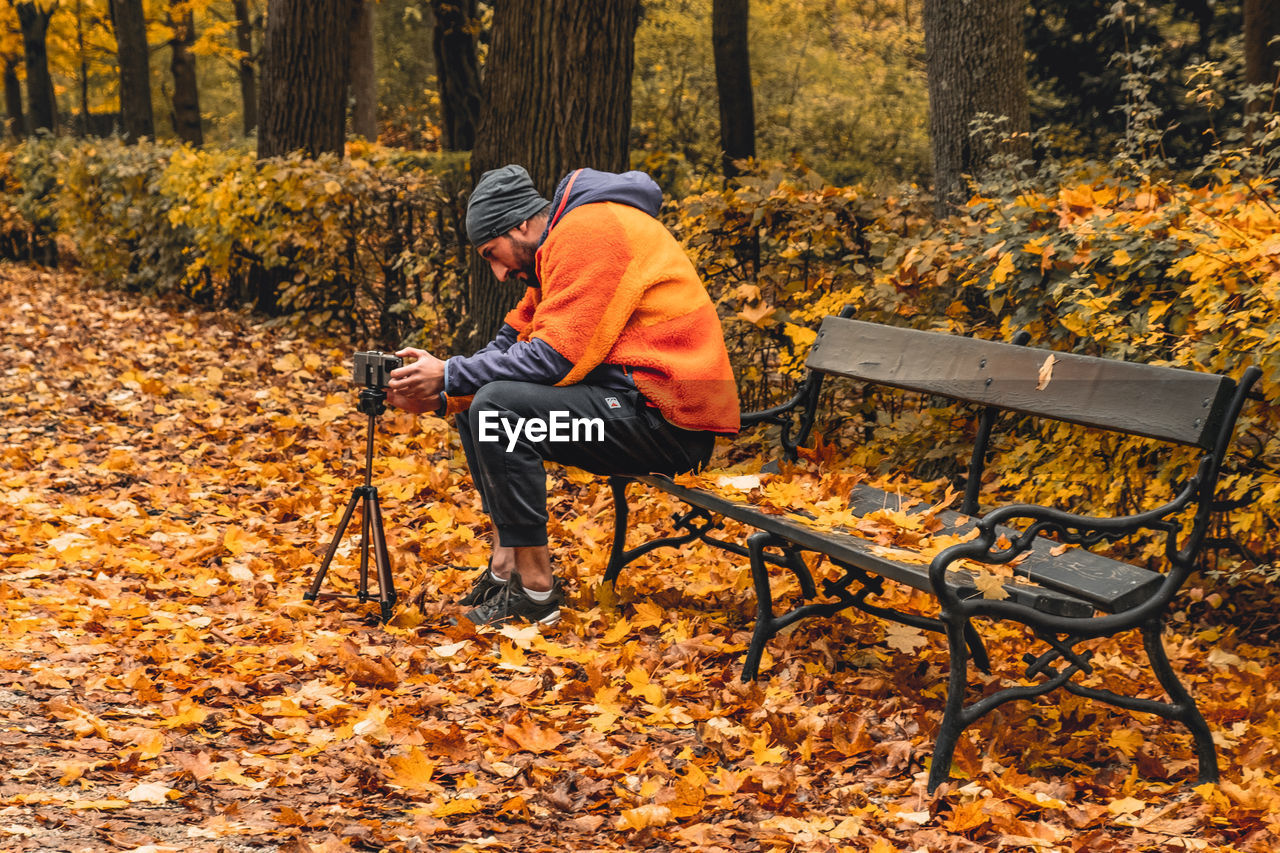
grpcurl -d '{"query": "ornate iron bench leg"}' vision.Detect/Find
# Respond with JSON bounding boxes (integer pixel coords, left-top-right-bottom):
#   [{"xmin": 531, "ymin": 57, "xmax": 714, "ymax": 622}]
[
  {"xmin": 602, "ymin": 477, "xmax": 632, "ymax": 586},
  {"xmin": 1143, "ymin": 620, "xmax": 1220, "ymax": 784},
  {"xmin": 781, "ymin": 543, "xmax": 817, "ymax": 599},
  {"xmin": 928, "ymin": 616, "xmax": 973, "ymax": 793},
  {"xmin": 742, "ymin": 531, "xmax": 782, "ymax": 682},
  {"xmin": 964, "ymin": 622, "xmax": 991, "ymax": 675}
]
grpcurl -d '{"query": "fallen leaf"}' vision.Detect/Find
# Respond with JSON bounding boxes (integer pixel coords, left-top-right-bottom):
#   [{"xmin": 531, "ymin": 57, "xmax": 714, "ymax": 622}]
[{"xmin": 1036, "ymin": 353, "xmax": 1057, "ymax": 390}]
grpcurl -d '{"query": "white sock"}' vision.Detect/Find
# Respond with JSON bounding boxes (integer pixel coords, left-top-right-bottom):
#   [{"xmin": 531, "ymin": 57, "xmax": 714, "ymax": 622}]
[
  {"xmin": 523, "ymin": 585, "xmax": 553, "ymax": 603},
  {"xmin": 490, "ymin": 570, "xmax": 506, "ymax": 584}
]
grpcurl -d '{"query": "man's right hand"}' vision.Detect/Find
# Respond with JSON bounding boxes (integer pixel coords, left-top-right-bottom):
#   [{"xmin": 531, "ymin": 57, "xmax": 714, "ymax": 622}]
[{"xmin": 386, "ymin": 348, "xmax": 446, "ymax": 413}]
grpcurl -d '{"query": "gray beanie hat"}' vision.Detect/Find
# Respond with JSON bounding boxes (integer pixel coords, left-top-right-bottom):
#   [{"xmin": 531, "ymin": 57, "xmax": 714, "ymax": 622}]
[{"xmin": 466, "ymin": 165, "xmax": 551, "ymax": 245}]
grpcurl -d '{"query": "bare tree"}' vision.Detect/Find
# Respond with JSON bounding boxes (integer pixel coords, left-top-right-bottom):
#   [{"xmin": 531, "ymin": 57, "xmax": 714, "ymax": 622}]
[
  {"xmin": 349, "ymin": 0, "xmax": 376, "ymax": 139},
  {"xmin": 712, "ymin": 0, "xmax": 755, "ymax": 177},
  {"xmin": 14, "ymin": 1, "xmax": 57, "ymax": 135},
  {"xmin": 429, "ymin": 0, "xmax": 481, "ymax": 150},
  {"xmin": 232, "ymin": 0, "xmax": 259, "ymax": 135},
  {"xmin": 1245, "ymin": 0, "xmax": 1280, "ymax": 116},
  {"xmin": 257, "ymin": 0, "xmax": 358, "ymax": 158},
  {"xmin": 923, "ymin": 0, "xmax": 1029, "ymax": 214},
  {"xmin": 168, "ymin": 0, "xmax": 203, "ymax": 145},
  {"xmin": 109, "ymin": 0, "xmax": 156, "ymax": 141},
  {"xmin": 4, "ymin": 56, "xmax": 24, "ymax": 138}
]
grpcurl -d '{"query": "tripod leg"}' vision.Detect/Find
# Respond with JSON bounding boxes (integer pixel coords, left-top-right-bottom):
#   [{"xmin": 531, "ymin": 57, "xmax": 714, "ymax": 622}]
[
  {"xmin": 357, "ymin": 486, "xmax": 373, "ymax": 602},
  {"xmin": 306, "ymin": 489, "xmax": 363, "ymax": 602},
  {"xmin": 366, "ymin": 491, "xmax": 397, "ymax": 622}
]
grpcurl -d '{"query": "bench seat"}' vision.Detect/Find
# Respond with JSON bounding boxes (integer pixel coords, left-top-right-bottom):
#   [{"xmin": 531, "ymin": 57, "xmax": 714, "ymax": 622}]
[{"xmin": 638, "ymin": 474, "xmax": 1144, "ymax": 619}]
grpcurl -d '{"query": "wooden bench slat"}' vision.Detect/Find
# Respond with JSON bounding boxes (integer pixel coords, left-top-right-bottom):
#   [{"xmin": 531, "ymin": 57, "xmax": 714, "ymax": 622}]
[
  {"xmin": 807, "ymin": 317, "xmax": 1237, "ymax": 449},
  {"xmin": 847, "ymin": 485, "xmax": 1162, "ymax": 613},
  {"xmin": 639, "ymin": 475, "xmax": 1097, "ymax": 618}
]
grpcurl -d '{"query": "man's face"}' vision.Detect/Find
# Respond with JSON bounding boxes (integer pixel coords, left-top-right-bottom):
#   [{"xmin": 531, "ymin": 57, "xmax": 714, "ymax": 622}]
[{"xmin": 478, "ymin": 221, "xmax": 540, "ymax": 283}]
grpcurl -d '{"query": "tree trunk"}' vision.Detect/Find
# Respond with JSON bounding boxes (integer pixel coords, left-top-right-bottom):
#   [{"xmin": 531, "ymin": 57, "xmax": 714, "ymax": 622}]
[
  {"xmin": 168, "ymin": 0, "xmax": 204, "ymax": 145},
  {"xmin": 349, "ymin": 0, "xmax": 377, "ymax": 139},
  {"xmin": 75, "ymin": 0, "xmax": 94, "ymax": 135},
  {"xmin": 15, "ymin": 2, "xmax": 57, "ymax": 135},
  {"xmin": 466, "ymin": 0, "xmax": 641, "ymax": 346},
  {"xmin": 429, "ymin": 0, "xmax": 481, "ymax": 151},
  {"xmin": 109, "ymin": 0, "xmax": 156, "ymax": 141},
  {"xmin": 4, "ymin": 58, "xmax": 24, "ymax": 139},
  {"xmin": 257, "ymin": 0, "xmax": 357, "ymax": 159},
  {"xmin": 712, "ymin": 0, "xmax": 755, "ymax": 178},
  {"xmin": 923, "ymin": 0, "xmax": 1029, "ymax": 215},
  {"xmin": 1245, "ymin": 0, "xmax": 1280, "ymax": 115},
  {"xmin": 233, "ymin": 0, "xmax": 258, "ymax": 136}
]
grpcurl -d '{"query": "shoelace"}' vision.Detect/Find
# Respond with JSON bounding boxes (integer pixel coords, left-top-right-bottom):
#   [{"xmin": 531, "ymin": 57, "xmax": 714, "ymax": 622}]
[{"xmin": 472, "ymin": 579, "xmax": 514, "ymax": 622}]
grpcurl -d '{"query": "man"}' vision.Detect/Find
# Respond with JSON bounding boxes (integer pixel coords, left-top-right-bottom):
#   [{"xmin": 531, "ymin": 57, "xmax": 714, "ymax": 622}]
[{"xmin": 385, "ymin": 165, "xmax": 739, "ymax": 626}]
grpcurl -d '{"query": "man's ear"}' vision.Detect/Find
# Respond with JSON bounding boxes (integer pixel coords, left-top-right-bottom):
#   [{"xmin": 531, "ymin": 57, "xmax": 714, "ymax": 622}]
[{"xmin": 514, "ymin": 213, "xmax": 548, "ymax": 240}]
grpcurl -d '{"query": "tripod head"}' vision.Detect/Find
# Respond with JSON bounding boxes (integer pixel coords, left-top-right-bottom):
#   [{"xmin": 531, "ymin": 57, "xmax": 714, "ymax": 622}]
[{"xmin": 358, "ymin": 386, "xmax": 388, "ymax": 417}]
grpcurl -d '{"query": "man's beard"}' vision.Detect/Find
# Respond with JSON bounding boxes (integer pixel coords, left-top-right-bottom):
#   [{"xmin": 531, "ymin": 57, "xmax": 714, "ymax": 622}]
[{"xmin": 509, "ymin": 234, "xmax": 540, "ymax": 282}]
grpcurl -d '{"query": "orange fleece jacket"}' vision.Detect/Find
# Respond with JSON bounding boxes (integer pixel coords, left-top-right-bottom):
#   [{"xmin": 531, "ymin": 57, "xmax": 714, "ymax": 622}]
[{"xmin": 501, "ymin": 201, "xmax": 740, "ymax": 434}]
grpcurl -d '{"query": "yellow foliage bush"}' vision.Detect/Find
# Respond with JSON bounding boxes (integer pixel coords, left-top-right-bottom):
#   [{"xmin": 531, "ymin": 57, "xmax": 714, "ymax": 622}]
[{"xmin": 0, "ymin": 137, "xmax": 470, "ymax": 351}]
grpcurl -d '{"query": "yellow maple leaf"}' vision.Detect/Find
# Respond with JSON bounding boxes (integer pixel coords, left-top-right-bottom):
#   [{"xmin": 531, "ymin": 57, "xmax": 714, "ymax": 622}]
[
  {"xmin": 884, "ymin": 622, "xmax": 928, "ymax": 653},
  {"xmin": 1107, "ymin": 796, "xmax": 1148, "ymax": 816},
  {"xmin": 272, "ymin": 352, "xmax": 302, "ymax": 372},
  {"xmin": 160, "ymin": 699, "xmax": 211, "ymax": 729},
  {"xmin": 737, "ymin": 302, "xmax": 775, "ymax": 327},
  {"xmin": 991, "ymin": 251, "xmax": 1016, "ymax": 284},
  {"xmin": 213, "ymin": 759, "xmax": 267, "ymax": 790},
  {"xmin": 750, "ymin": 733, "xmax": 787, "ymax": 764},
  {"xmin": 618, "ymin": 803, "xmax": 673, "ymax": 831},
  {"xmin": 626, "ymin": 667, "xmax": 664, "ymax": 705},
  {"xmin": 630, "ymin": 601, "xmax": 665, "ymax": 629},
  {"xmin": 431, "ymin": 797, "xmax": 484, "ymax": 817},
  {"xmin": 497, "ymin": 623, "xmax": 539, "ymax": 649},
  {"xmin": 125, "ymin": 781, "xmax": 178, "ymax": 805},
  {"xmin": 602, "ymin": 618, "xmax": 632, "ymax": 644},
  {"xmin": 1108, "ymin": 727, "xmax": 1145, "ymax": 758},
  {"xmin": 974, "ymin": 570, "xmax": 1010, "ymax": 600},
  {"xmin": 385, "ymin": 747, "xmax": 437, "ymax": 790},
  {"xmin": 503, "ymin": 718, "xmax": 564, "ymax": 754}
]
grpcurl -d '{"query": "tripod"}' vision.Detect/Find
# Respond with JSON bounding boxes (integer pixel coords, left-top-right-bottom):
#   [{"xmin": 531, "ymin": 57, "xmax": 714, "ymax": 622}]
[{"xmin": 305, "ymin": 386, "xmax": 397, "ymax": 621}]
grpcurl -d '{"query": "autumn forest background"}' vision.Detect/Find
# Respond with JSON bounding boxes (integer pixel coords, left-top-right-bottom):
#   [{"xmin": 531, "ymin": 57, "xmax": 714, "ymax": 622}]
[{"xmin": 4, "ymin": 0, "xmax": 1280, "ymax": 851}]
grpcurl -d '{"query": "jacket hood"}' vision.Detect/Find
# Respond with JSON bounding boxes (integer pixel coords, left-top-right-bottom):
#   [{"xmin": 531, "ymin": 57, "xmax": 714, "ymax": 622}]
[{"xmin": 540, "ymin": 169, "xmax": 663, "ymax": 242}]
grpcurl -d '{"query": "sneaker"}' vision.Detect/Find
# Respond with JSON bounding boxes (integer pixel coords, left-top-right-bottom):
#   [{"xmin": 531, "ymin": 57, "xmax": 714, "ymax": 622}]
[
  {"xmin": 464, "ymin": 570, "xmax": 562, "ymax": 626},
  {"xmin": 458, "ymin": 563, "xmax": 505, "ymax": 607}
]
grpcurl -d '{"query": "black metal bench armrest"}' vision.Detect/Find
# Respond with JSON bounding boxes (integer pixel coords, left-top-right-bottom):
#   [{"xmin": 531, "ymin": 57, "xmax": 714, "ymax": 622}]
[
  {"xmin": 739, "ymin": 382, "xmax": 812, "ymax": 427},
  {"xmin": 927, "ymin": 481, "xmax": 1200, "ymax": 630},
  {"xmin": 977, "ymin": 488, "xmax": 1195, "ymax": 558}
]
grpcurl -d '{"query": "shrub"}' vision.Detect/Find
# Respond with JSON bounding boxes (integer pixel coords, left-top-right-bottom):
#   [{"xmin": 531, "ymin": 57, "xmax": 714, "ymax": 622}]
[{"xmin": 0, "ymin": 137, "xmax": 471, "ymax": 351}]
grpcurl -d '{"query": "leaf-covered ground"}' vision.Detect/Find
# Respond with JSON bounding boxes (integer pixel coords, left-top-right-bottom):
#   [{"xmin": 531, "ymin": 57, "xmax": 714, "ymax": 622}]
[{"xmin": 2, "ymin": 262, "xmax": 1279, "ymax": 853}]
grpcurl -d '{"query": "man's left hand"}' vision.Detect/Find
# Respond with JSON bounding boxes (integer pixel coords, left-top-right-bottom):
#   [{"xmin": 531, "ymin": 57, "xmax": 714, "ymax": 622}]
[{"xmin": 387, "ymin": 348, "xmax": 446, "ymax": 413}]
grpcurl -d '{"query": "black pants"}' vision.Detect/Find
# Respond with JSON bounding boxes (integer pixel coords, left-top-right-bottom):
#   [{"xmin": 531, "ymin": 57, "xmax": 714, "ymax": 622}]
[{"xmin": 455, "ymin": 381, "xmax": 716, "ymax": 547}]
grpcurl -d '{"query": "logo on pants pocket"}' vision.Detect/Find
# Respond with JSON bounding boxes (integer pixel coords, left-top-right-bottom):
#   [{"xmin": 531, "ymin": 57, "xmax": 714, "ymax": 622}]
[{"xmin": 604, "ymin": 397, "xmax": 622, "ymax": 410}]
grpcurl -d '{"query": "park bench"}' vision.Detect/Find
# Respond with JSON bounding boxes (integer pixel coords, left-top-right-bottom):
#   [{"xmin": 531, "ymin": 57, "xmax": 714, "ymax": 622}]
[{"xmin": 602, "ymin": 312, "xmax": 1260, "ymax": 791}]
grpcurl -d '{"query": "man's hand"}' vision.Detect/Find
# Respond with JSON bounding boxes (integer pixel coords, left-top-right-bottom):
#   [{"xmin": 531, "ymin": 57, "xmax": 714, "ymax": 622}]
[{"xmin": 386, "ymin": 348, "xmax": 446, "ymax": 414}]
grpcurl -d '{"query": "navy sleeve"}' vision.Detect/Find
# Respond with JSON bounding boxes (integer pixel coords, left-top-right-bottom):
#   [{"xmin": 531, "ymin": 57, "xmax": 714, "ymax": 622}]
[
  {"xmin": 477, "ymin": 323, "xmax": 519, "ymax": 355},
  {"xmin": 445, "ymin": 337, "xmax": 573, "ymax": 395}
]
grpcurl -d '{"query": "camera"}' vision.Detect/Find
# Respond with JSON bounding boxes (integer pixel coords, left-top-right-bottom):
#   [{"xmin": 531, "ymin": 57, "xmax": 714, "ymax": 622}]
[{"xmin": 352, "ymin": 351, "xmax": 403, "ymax": 388}]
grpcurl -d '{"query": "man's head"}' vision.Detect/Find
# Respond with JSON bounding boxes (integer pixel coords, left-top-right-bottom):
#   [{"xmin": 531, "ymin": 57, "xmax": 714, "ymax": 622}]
[{"xmin": 466, "ymin": 165, "xmax": 551, "ymax": 283}]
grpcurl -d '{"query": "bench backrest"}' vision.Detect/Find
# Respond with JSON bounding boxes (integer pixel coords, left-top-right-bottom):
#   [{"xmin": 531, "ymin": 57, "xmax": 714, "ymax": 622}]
[{"xmin": 807, "ymin": 317, "xmax": 1237, "ymax": 449}]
